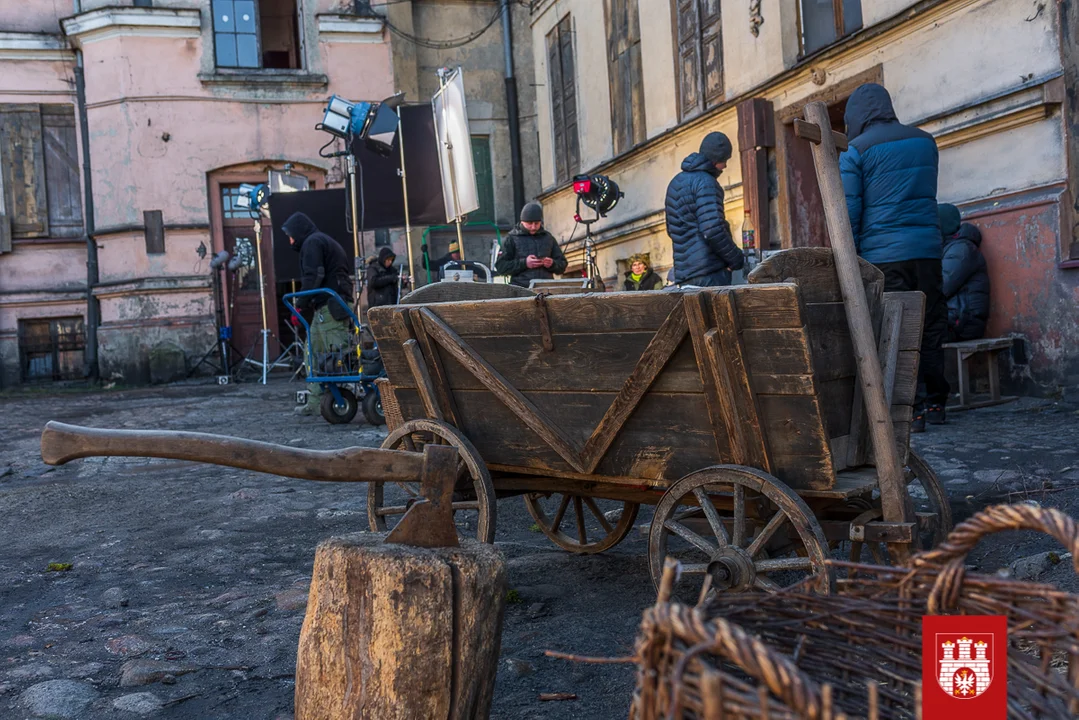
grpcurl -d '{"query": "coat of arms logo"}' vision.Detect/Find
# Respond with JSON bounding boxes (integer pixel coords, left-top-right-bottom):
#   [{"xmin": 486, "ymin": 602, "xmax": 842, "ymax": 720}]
[{"xmin": 935, "ymin": 633, "xmax": 993, "ymax": 699}]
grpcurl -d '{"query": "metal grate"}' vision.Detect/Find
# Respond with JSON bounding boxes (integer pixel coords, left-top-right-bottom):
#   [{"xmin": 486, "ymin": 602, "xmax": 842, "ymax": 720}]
[{"xmin": 18, "ymin": 317, "xmax": 86, "ymax": 382}]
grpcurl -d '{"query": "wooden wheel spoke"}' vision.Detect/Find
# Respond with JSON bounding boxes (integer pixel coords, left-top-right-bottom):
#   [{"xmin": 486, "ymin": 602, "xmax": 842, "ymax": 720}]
[
  {"xmin": 551, "ymin": 494, "xmax": 571, "ymax": 533},
  {"xmin": 692, "ymin": 488, "xmax": 729, "ymax": 546},
  {"xmin": 574, "ymin": 496, "xmax": 587, "ymax": 545},
  {"xmin": 673, "ymin": 508, "xmax": 703, "ymax": 522},
  {"xmin": 755, "ymin": 557, "xmax": 812, "ymax": 572},
  {"xmin": 401, "ymin": 435, "xmax": 418, "ymax": 453},
  {"xmin": 376, "ymin": 504, "xmax": 409, "ymax": 517},
  {"xmin": 746, "ymin": 510, "xmax": 785, "ymax": 557},
  {"xmin": 395, "ymin": 482, "xmax": 421, "ymax": 498},
  {"xmin": 663, "ymin": 519, "xmax": 717, "ymax": 556},
  {"xmin": 452, "ymin": 501, "xmax": 479, "ymax": 511},
  {"xmin": 732, "ymin": 485, "xmax": 746, "ymax": 547},
  {"xmin": 755, "ymin": 576, "xmax": 782, "ymax": 593},
  {"xmin": 583, "ymin": 497, "xmax": 614, "ymax": 534},
  {"xmin": 681, "ymin": 563, "xmax": 709, "ymax": 574}
]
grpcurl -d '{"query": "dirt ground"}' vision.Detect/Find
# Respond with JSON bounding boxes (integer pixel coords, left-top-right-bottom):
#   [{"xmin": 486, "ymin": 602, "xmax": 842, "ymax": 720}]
[{"xmin": 2, "ymin": 379, "xmax": 1078, "ymax": 719}]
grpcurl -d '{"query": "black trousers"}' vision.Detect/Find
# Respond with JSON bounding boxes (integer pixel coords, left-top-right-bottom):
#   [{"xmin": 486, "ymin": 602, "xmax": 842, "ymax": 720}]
[{"xmin": 874, "ymin": 259, "xmax": 951, "ymax": 409}]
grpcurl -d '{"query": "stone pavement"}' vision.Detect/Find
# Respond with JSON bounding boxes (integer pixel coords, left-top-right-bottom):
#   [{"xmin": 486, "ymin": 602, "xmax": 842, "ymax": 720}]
[{"xmin": 0, "ymin": 380, "xmax": 1077, "ymax": 719}]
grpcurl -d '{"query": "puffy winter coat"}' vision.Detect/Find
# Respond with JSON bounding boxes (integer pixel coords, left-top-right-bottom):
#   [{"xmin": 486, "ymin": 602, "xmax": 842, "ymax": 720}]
[
  {"xmin": 623, "ymin": 269, "xmax": 664, "ymax": 291},
  {"xmin": 664, "ymin": 152, "xmax": 744, "ymax": 283},
  {"xmin": 943, "ymin": 223, "xmax": 990, "ymax": 340},
  {"xmin": 840, "ymin": 84, "xmax": 942, "ymax": 264},
  {"xmin": 281, "ymin": 212, "xmax": 354, "ymax": 320},
  {"xmin": 495, "ymin": 225, "xmax": 568, "ymax": 288},
  {"xmin": 366, "ymin": 247, "xmax": 400, "ymax": 308}
]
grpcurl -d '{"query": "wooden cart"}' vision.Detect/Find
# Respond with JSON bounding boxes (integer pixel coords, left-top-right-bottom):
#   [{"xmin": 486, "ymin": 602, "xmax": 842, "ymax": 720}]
[{"xmin": 367, "ymin": 247, "xmax": 952, "ymax": 597}]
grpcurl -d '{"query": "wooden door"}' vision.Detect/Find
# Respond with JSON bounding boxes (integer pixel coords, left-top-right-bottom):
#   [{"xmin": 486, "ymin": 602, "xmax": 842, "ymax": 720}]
[{"xmin": 219, "ymin": 184, "xmax": 279, "ymax": 356}]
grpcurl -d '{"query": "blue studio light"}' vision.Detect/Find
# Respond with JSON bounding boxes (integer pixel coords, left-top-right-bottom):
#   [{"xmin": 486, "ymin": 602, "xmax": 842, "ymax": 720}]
[{"xmin": 321, "ymin": 95, "xmax": 372, "ymax": 139}]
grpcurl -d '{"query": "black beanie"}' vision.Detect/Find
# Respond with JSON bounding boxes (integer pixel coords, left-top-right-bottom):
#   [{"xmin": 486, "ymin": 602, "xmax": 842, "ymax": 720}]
[
  {"xmin": 520, "ymin": 202, "xmax": 543, "ymax": 223},
  {"xmin": 699, "ymin": 132, "xmax": 733, "ymax": 164},
  {"xmin": 937, "ymin": 203, "xmax": 961, "ymax": 237}
]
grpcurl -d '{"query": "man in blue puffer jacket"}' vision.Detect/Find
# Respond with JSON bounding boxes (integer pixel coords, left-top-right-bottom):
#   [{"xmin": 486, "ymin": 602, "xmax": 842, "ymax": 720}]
[
  {"xmin": 841, "ymin": 83, "xmax": 949, "ymax": 432},
  {"xmin": 665, "ymin": 132, "xmax": 745, "ymax": 286}
]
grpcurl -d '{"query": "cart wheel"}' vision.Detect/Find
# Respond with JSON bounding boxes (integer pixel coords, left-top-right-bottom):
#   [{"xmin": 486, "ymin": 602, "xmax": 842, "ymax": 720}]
[
  {"xmin": 362, "ymin": 391, "xmax": 385, "ymax": 426},
  {"xmin": 525, "ymin": 494, "xmax": 640, "ymax": 554},
  {"xmin": 649, "ymin": 465, "xmax": 833, "ymax": 601},
  {"xmin": 906, "ymin": 450, "xmax": 953, "ymax": 549},
  {"xmin": 320, "ymin": 388, "xmax": 357, "ymax": 424},
  {"xmin": 371, "ymin": 419, "xmax": 496, "ymax": 543}
]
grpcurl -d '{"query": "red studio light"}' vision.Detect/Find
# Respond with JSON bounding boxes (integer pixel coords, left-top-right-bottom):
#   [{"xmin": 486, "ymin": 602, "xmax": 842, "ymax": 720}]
[{"xmin": 572, "ymin": 177, "xmax": 592, "ymax": 194}]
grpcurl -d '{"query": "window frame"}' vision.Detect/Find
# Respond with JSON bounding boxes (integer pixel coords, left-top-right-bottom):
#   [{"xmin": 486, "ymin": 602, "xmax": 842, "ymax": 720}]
[
  {"xmin": 211, "ymin": 0, "xmax": 305, "ymax": 71},
  {"xmin": 604, "ymin": 0, "xmax": 647, "ymax": 154},
  {"xmin": 545, "ymin": 14, "xmax": 580, "ymax": 186},
  {"xmin": 670, "ymin": 0, "xmax": 724, "ymax": 124},
  {"xmin": 18, "ymin": 316, "xmax": 86, "ymax": 383},
  {"xmin": 797, "ymin": 0, "xmax": 863, "ymax": 57}
]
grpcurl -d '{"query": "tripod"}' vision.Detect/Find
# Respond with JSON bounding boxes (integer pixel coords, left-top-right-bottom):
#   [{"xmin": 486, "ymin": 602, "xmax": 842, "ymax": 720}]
[
  {"xmin": 574, "ymin": 196, "xmax": 605, "ymax": 291},
  {"xmin": 236, "ymin": 215, "xmax": 293, "ymax": 384},
  {"xmin": 189, "ymin": 262, "xmax": 244, "ymax": 382}
]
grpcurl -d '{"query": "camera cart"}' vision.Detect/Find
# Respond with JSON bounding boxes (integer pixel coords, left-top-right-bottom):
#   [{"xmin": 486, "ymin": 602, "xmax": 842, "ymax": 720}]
[{"xmin": 282, "ymin": 288, "xmax": 386, "ymax": 426}]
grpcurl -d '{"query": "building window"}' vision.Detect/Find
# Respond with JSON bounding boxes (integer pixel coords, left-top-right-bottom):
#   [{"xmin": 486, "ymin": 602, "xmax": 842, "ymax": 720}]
[
  {"xmin": 18, "ymin": 317, "xmax": 86, "ymax": 382},
  {"xmin": 606, "ymin": 0, "xmax": 647, "ymax": 154},
  {"xmin": 0, "ymin": 104, "xmax": 84, "ymax": 252},
  {"xmin": 469, "ymin": 136, "xmax": 495, "ymax": 225},
  {"xmin": 800, "ymin": 0, "xmax": 862, "ymax": 55},
  {"xmin": 673, "ymin": 0, "xmax": 723, "ymax": 121},
  {"xmin": 546, "ymin": 15, "xmax": 580, "ymax": 185},
  {"xmin": 374, "ymin": 228, "xmax": 391, "ymax": 247},
  {"xmin": 212, "ymin": 0, "xmax": 302, "ymax": 70}
]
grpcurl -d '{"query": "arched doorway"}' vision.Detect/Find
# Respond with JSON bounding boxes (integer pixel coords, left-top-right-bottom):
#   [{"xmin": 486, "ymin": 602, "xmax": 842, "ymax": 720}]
[{"xmin": 207, "ymin": 162, "xmax": 326, "ymax": 363}]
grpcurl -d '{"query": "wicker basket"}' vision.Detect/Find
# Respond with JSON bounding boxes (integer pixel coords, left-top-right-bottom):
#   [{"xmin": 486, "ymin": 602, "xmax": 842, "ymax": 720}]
[
  {"xmin": 630, "ymin": 503, "xmax": 1079, "ymax": 720},
  {"xmin": 376, "ymin": 378, "xmax": 404, "ymax": 432}
]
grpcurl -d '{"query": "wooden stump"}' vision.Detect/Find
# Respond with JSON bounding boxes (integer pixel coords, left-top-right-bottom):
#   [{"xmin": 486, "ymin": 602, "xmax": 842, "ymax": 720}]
[{"xmin": 295, "ymin": 533, "xmax": 507, "ymax": 720}]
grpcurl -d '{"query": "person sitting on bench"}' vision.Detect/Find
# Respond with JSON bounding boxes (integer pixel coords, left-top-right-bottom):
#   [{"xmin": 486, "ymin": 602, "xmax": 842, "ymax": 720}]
[{"xmin": 942, "ymin": 220, "xmax": 990, "ymax": 342}]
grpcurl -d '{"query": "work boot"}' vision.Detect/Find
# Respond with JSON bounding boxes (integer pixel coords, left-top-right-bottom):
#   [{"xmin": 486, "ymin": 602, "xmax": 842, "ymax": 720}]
[
  {"xmin": 911, "ymin": 408, "xmax": 926, "ymax": 434},
  {"xmin": 293, "ymin": 403, "xmax": 316, "ymax": 417},
  {"xmin": 926, "ymin": 404, "xmax": 946, "ymax": 425}
]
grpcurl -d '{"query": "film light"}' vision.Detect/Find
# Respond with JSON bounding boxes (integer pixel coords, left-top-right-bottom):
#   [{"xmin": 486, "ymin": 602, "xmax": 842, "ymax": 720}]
[
  {"xmin": 572, "ymin": 174, "xmax": 623, "ymax": 216},
  {"xmin": 318, "ymin": 94, "xmax": 400, "ymax": 157}
]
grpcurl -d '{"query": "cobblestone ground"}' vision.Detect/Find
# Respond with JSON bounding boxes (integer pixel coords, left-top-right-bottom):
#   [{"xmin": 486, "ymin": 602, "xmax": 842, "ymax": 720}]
[{"xmin": 1, "ymin": 380, "xmax": 1077, "ymax": 719}]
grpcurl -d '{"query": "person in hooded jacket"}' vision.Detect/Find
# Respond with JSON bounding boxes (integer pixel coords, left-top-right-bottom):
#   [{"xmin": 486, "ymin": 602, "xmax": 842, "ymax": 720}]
[
  {"xmin": 281, "ymin": 211, "xmax": 354, "ymax": 416},
  {"xmin": 623, "ymin": 253, "xmax": 664, "ymax": 291},
  {"xmin": 664, "ymin": 131, "xmax": 745, "ymax": 287},
  {"xmin": 942, "ymin": 220, "xmax": 990, "ymax": 341},
  {"xmin": 495, "ymin": 202, "xmax": 568, "ymax": 288},
  {"xmin": 840, "ymin": 83, "xmax": 949, "ymax": 431},
  {"xmin": 366, "ymin": 247, "xmax": 402, "ymax": 308}
]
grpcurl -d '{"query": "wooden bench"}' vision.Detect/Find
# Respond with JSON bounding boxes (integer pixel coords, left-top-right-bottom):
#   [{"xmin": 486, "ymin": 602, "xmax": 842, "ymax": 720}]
[{"xmin": 943, "ymin": 337, "xmax": 1018, "ymax": 411}]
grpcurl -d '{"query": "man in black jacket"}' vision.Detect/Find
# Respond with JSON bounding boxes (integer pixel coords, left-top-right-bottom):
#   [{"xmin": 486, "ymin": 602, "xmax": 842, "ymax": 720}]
[
  {"xmin": 664, "ymin": 132, "xmax": 744, "ymax": 286},
  {"xmin": 366, "ymin": 247, "xmax": 402, "ymax": 308},
  {"xmin": 943, "ymin": 221, "xmax": 990, "ymax": 341},
  {"xmin": 495, "ymin": 202, "xmax": 568, "ymax": 288},
  {"xmin": 281, "ymin": 211, "xmax": 354, "ymax": 416}
]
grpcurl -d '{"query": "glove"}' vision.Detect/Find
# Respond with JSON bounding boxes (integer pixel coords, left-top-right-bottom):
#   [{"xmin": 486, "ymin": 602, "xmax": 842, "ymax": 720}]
[{"xmin": 420, "ymin": 244, "xmax": 428, "ymax": 254}]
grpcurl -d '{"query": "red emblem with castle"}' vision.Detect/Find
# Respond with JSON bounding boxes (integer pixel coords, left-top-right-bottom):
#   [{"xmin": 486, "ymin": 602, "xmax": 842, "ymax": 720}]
[
  {"xmin": 922, "ymin": 616, "xmax": 1007, "ymax": 719},
  {"xmin": 936, "ymin": 634, "xmax": 993, "ymax": 698}
]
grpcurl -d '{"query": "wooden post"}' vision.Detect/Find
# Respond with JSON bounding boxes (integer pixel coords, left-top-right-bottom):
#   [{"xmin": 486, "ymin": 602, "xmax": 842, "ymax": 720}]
[
  {"xmin": 295, "ymin": 535, "xmax": 507, "ymax": 720},
  {"xmin": 799, "ymin": 101, "xmax": 913, "ymax": 530}
]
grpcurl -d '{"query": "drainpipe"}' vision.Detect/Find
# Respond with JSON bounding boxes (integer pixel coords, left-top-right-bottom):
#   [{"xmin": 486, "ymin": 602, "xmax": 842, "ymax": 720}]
[
  {"xmin": 500, "ymin": 0, "xmax": 525, "ymax": 219},
  {"xmin": 72, "ymin": 1, "xmax": 99, "ymax": 381}
]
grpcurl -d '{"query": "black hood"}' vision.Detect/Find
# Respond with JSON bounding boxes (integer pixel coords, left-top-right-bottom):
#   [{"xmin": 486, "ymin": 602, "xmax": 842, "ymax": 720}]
[
  {"xmin": 371, "ymin": 246, "xmax": 396, "ymax": 266},
  {"xmin": 281, "ymin": 212, "xmax": 318, "ymax": 251},
  {"xmin": 681, "ymin": 152, "xmax": 720, "ymax": 177},
  {"xmin": 844, "ymin": 83, "xmax": 899, "ymax": 140},
  {"xmin": 953, "ymin": 222, "xmax": 982, "ymax": 247}
]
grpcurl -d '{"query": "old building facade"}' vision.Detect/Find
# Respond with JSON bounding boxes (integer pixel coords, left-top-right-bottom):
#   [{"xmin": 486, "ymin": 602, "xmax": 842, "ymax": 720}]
[
  {"xmin": 529, "ymin": 0, "xmax": 1079, "ymax": 393},
  {"xmin": 0, "ymin": 0, "xmax": 535, "ymax": 386}
]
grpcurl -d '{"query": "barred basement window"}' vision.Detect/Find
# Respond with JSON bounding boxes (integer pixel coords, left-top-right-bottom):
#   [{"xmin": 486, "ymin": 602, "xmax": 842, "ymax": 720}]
[{"xmin": 18, "ymin": 317, "xmax": 86, "ymax": 382}]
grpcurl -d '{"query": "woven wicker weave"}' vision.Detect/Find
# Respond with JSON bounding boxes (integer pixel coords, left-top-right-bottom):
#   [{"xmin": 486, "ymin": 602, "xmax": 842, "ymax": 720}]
[
  {"xmin": 630, "ymin": 503, "xmax": 1079, "ymax": 720},
  {"xmin": 376, "ymin": 378, "xmax": 403, "ymax": 433}
]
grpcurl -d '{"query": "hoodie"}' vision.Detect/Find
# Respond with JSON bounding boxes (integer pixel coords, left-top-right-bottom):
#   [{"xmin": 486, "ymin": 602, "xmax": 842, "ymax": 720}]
[
  {"xmin": 663, "ymin": 152, "xmax": 744, "ymax": 283},
  {"xmin": 366, "ymin": 246, "xmax": 400, "ymax": 308},
  {"xmin": 281, "ymin": 212, "xmax": 353, "ymax": 319},
  {"xmin": 839, "ymin": 83, "xmax": 942, "ymax": 264},
  {"xmin": 942, "ymin": 222, "xmax": 990, "ymax": 339},
  {"xmin": 494, "ymin": 224, "xmax": 568, "ymax": 288}
]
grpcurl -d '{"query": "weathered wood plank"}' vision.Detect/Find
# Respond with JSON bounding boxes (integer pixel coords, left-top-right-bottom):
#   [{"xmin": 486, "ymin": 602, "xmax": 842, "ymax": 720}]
[
  {"xmin": 803, "ymin": 304, "xmax": 858, "ymax": 382},
  {"xmin": 749, "ymin": 374, "xmax": 817, "ymax": 395},
  {"xmin": 395, "ymin": 388, "xmax": 721, "ymax": 481},
  {"xmin": 683, "ymin": 293, "xmax": 735, "ymax": 463},
  {"xmin": 420, "ymin": 308, "xmax": 587, "ymax": 474},
  {"xmin": 709, "ymin": 290, "xmax": 771, "ymax": 471},
  {"xmin": 892, "ymin": 350, "xmax": 919, "ymax": 407},
  {"xmin": 580, "ymin": 303, "xmax": 690, "ymax": 473},
  {"xmin": 730, "ymin": 284, "xmax": 803, "ymax": 329},
  {"xmin": 411, "ymin": 309, "xmax": 462, "ymax": 428},
  {"xmin": 741, "ymin": 327, "xmax": 815, "ymax": 375},
  {"xmin": 817, "ymin": 377, "xmax": 857, "ymax": 440},
  {"xmin": 402, "ymin": 339, "xmax": 443, "ymax": 421},
  {"xmin": 756, "ymin": 394, "xmax": 835, "ymax": 489},
  {"xmin": 747, "ymin": 247, "xmax": 884, "ymax": 304},
  {"xmin": 883, "ymin": 290, "xmax": 925, "ymax": 351}
]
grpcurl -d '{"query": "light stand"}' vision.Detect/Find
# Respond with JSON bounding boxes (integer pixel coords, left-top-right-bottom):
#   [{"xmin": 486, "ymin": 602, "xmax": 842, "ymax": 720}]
[
  {"xmin": 574, "ymin": 195, "xmax": 604, "ymax": 291},
  {"xmin": 236, "ymin": 214, "xmax": 292, "ymax": 384},
  {"xmin": 398, "ymin": 113, "xmax": 416, "ymax": 287}
]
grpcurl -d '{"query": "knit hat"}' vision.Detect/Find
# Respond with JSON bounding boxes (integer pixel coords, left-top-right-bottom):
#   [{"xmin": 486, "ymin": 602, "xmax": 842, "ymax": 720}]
[
  {"xmin": 937, "ymin": 203, "xmax": 961, "ymax": 237},
  {"xmin": 520, "ymin": 202, "xmax": 543, "ymax": 223},
  {"xmin": 628, "ymin": 253, "xmax": 651, "ymax": 269},
  {"xmin": 699, "ymin": 132, "xmax": 733, "ymax": 165}
]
